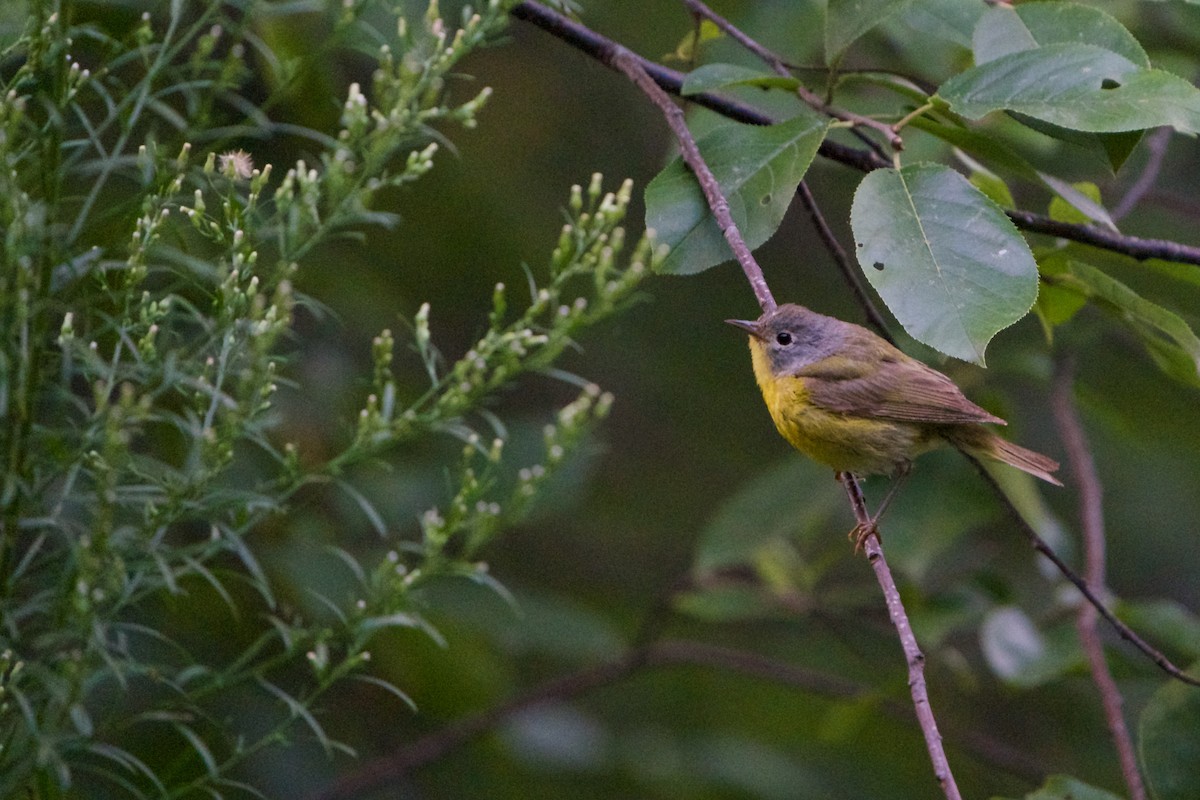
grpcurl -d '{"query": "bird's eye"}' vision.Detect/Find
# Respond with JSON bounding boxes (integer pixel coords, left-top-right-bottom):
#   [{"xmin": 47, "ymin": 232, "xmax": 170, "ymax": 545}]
[{"xmin": 776, "ymin": 331, "xmax": 793, "ymax": 346}]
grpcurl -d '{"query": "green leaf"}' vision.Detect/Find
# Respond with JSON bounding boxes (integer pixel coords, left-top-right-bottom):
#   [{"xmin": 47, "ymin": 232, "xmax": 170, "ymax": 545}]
[
  {"xmin": 939, "ymin": 44, "xmax": 1200, "ymax": 134},
  {"xmin": 681, "ymin": 63, "xmax": 800, "ymax": 95},
  {"xmin": 979, "ymin": 608, "xmax": 1083, "ymax": 687},
  {"xmin": 825, "ymin": 0, "xmax": 915, "ymax": 62},
  {"xmin": 973, "ymin": 3, "xmax": 1148, "ymax": 67},
  {"xmin": 1053, "ymin": 261, "xmax": 1200, "ymax": 387},
  {"xmin": 646, "ymin": 112, "xmax": 829, "ymax": 275},
  {"xmin": 970, "ymin": 4, "xmax": 1148, "ymax": 170},
  {"xmin": 849, "ymin": 163, "xmax": 1039, "ymax": 363},
  {"xmin": 1140, "ymin": 669, "xmax": 1200, "ymax": 800},
  {"xmin": 989, "ymin": 774, "xmax": 1127, "ymax": 800}
]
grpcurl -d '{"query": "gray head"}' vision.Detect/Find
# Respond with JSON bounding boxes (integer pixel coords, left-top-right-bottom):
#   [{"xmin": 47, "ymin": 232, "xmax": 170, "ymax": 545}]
[{"xmin": 725, "ymin": 303, "xmax": 846, "ymax": 375}]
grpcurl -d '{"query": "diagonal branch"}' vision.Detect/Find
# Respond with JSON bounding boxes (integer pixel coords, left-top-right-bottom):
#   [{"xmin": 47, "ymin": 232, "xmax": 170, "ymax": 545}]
[
  {"xmin": 605, "ymin": 46, "xmax": 775, "ymax": 312},
  {"xmin": 511, "ymin": 0, "xmax": 1200, "ymax": 269},
  {"xmin": 966, "ymin": 453, "xmax": 1200, "ymax": 688},
  {"xmin": 840, "ymin": 474, "xmax": 963, "ymax": 800}
]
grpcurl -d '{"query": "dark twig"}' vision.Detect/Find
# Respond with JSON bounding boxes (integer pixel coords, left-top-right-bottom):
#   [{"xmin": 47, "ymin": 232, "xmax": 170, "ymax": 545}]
[
  {"xmin": 966, "ymin": 453, "xmax": 1200, "ymax": 687},
  {"xmin": 509, "ymin": 1, "xmax": 889, "ymax": 175},
  {"xmin": 511, "ymin": 1, "xmax": 1200, "ymax": 268},
  {"xmin": 606, "ymin": 46, "xmax": 775, "ymax": 312},
  {"xmin": 840, "ymin": 474, "xmax": 963, "ymax": 800},
  {"xmin": 1112, "ymin": 127, "xmax": 1171, "ymax": 222},
  {"xmin": 796, "ymin": 181, "xmax": 893, "ymax": 339},
  {"xmin": 1005, "ymin": 208, "xmax": 1200, "ymax": 265},
  {"xmin": 679, "ymin": 0, "xmax": 901, "ymax": 155},
  {"xmin": 1051, "ymin": 360, "xmax": 1147, "ymax": 800}
]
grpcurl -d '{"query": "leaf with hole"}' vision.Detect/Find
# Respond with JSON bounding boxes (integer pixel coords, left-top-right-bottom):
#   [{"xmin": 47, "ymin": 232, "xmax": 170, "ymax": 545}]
[
  {"xmin": 939, "ymin": 44, "xmax": 1200, "ymax": 134},
  {"xmin": 850, "ymin": 163, "xmax": 1039, "ymax": 363}
]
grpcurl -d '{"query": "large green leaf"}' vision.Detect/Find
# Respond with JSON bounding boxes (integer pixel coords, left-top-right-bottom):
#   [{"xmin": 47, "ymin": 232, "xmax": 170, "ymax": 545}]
[
  {"xmin": 849, "ymin": 163, "xmax": 1039, "ymax": 363},
  {"xmin": 1140, "ymin": 669, "xmax": 1200, "ymax": 800},
  {"xmin": 646, "ymin": 112, "xmax": 829, "ymax": 276},
  {"xmin": 939, "ymin": 43, "xmax": 1200, "ymax": 134},
  {"xmin": 970, "ymin": 4, "xmax": 1148, "ymax": 169}
]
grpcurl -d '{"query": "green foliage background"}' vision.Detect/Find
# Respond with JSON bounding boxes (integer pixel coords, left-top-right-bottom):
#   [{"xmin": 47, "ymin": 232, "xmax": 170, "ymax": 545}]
[{"xmin": 3, "ymin": 1, "xmax": 1200, "ymax": 799}]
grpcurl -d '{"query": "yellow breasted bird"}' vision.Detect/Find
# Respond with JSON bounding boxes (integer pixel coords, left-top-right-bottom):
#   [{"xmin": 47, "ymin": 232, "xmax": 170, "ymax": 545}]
[{"xmin": 727, "ymin": 304, "xmax": 1061, "ymax": 493}]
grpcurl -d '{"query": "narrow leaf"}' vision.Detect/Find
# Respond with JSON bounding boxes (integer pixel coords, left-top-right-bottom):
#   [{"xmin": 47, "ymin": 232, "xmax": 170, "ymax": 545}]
[
  {"xmin": 850, "ymin": 163, "xmax": 1039, "ymax": 363},
  {"xmin": 646, "ymin": 111, "xmax": 828, "ymax": 276}
]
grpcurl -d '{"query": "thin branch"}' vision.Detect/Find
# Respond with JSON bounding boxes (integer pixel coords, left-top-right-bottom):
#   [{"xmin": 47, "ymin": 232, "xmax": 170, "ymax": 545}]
[
  {"xmin": 840, "ymin": 474, "xmax": 963, "ymax": 800},
  {"xmin": 796, "ymin": 181, "xmax": 893, "ymax": 339},
  {"xmin": 1051, "ymin": 359, "xmax": 1147, "ymax": 800},
  {"xmin": 606, "ymin": 45, "xmax": 775, "ymax": 312},
  {"xmin": 965, "ymin": 452, "xmax": 1200, "ymax": 687},
  {"xmin": 1005, "ymin": 208, "xmax": 1200, "ymax": 265},
  {"xmin": 679, "ymin": 0, "xmax": 902, "ymax": 155},
  {"xmin": 1112, "ymin": 127, "xmax": 1171, "ymax": 222},
  {"xmin": 508, "ymin": 1, "xmax": 888, "ymax": 174},
  {"xmin": 510, "ymin": 0, "xmax": 1200, "ymax": 268}
]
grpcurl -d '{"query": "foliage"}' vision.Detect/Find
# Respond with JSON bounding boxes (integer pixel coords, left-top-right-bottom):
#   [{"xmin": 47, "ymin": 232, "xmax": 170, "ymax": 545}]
[
  {"xmin": 4, "ymin": 0, "xmax": 1200, "ymax": 799},
  {"xmin": 0, "ymin": 1, "xmax": 654, "ymax": 796}
]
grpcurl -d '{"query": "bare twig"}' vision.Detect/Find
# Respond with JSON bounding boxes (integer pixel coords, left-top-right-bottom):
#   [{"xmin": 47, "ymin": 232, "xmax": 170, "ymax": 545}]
[
  {"xmin": 840, "ymin": 474, "xmax": 963, "ymax": 800},
  {"xmin": 1005, "ymin": 207, "xmax": 1200, "ymax": 265},
  {"xmin": 966, "ymin": 453, "xmax": 1200, "ymax": 687},
  {"xmin": 606, "ymin": 46, "xmax": 775, "ymax": 312},
  {"xmin": 796, "ymin": 181, "xmax": 893, "ymax": 339},
  {"xmin": 679, "ymin": 0, "xmax": 902, "ymax": 154},
  {"xmin": 1112, "ymin": 127, "xmax": 1171, "ymax": 222},
  {"xmin": 1051, "ymin": 360, "xmax": 1147, "ymax": 800},
  {"xmin": 510, "ymin": 0, "xmax": 1200, "ymax": 268}
]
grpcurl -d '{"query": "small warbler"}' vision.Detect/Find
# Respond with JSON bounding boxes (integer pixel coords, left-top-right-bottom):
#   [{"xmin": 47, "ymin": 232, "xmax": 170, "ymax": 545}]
[{"xmin": 727, "ymin": 303, "xmax": 1061, "ymax": 490}]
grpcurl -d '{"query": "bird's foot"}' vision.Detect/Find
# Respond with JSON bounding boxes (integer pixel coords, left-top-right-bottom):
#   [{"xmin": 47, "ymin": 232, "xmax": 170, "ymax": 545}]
[{"xmin": 848, "ymin": 520, "xmax": 879, "ymax": 554}]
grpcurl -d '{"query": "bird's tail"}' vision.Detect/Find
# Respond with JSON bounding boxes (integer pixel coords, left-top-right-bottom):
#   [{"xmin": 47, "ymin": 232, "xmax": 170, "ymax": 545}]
[{"xmin": 949, "ymin": 430, "xmax": 1063, "ymax": 486}]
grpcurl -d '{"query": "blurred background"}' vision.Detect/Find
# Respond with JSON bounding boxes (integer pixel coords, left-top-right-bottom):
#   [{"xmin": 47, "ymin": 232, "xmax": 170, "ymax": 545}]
[{"xmin": 58, "ymin": 1, "xmax": 1200, "ymax": 797}]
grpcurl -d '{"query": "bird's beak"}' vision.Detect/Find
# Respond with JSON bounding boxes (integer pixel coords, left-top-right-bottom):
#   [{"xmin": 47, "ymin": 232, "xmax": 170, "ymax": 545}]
[{"xmin": 725, "ymin": 318, "xmax": 764, "ymax": 340}]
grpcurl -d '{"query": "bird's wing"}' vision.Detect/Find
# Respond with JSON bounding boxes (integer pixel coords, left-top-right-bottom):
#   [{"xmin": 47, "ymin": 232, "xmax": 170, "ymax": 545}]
[{"xmin": 795, "ymin": 343, "xmax": 1005, "ymax": 425}]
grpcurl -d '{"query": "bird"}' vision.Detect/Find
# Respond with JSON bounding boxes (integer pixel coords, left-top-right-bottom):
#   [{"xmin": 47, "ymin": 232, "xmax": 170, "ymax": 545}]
[{"xmin": 728, "ymin": 303, "xmax": 1060, "ymax": 544}]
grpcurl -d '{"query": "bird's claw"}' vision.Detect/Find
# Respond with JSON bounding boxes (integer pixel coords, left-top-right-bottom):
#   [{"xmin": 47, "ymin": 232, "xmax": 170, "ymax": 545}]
[{"xmin": 848, "ymin": 521, "xmax": 879, "ymax": 554}]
